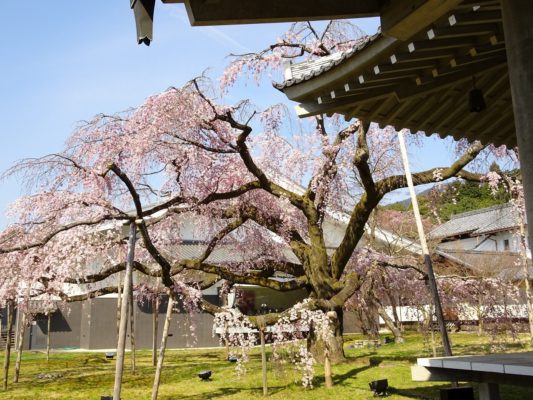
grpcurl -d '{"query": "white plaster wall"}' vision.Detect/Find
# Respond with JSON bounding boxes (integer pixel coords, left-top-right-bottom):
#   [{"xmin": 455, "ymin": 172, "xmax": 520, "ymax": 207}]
[
  {"xmin": 438, "ymin": 236, "xmax": 488, "ymax": 251},
  {"xmin": 322, "ymin": 218, "xmax": 348, "ymax": 248},
  {"xmin": 439, "ymin": 231, "xmax": 529, "ymax": 253}
]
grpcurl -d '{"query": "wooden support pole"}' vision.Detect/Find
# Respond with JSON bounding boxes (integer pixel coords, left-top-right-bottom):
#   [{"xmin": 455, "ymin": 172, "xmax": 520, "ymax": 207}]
[
  {"xmin": 260, "ymin": 329, "xmax": 268, "ymax": 396},
  {"xmin": 397, "ymin": 130, "xmax": 453, "ymax": 357},
  {"xmin": 129, "ymin": 276, "xmax": 136, "ymax": 374},
  {"xmin": 116, "ymin": 272, "xmax": 122, "ymax": 340},
  {"xmin": 113, "ymin": 223, "xmax": 136, "ymax": 400},
  {"xmin": 13, "ymin": 312, "xmax": 27, "ymax": 383},
  {"xmin": 46, "ymin": 313, "xmax": 51, "ymax": 362},
  {"xmin": 152, "ymin": 294, "xmax": 174, "ymax": 400},
  {"xmin": 2, "ymin": 300, "xmax": 14, "ymax": 391},
  {"xmin": 152, "ymin": 293, "xmax": 159, "ymax": 367}
]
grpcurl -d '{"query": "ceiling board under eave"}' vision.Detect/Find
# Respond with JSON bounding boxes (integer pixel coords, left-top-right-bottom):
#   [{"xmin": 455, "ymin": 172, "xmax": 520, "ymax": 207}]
[
  {"xmin": 315, "ymin": 65, "xmax": 515, "ymax": 148},
  {"xmin": 174, "ymin": 0, "xmax": 381, "ymax": 26}
]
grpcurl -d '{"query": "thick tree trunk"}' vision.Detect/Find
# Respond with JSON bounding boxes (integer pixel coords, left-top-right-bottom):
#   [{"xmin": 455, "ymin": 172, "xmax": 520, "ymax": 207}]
[
  {"xmin": 152, "ymin": 295, "xmax": 174, "ymax": 400},
  {"xmin": 13, "ymin": 312, "xmax": 27, "ymax": 383},
  {"xmin": 308, "ymin": 309, "xmax": 345, "ymax": 364},
  {"xmin": 113, "ymin": 223, "xmax": 136, "ymax": 400},
  {"xmin": 377, "ymin": 306, "xmax": 404, "ymax": 343},
  {"xmin": 3, "ymin": 300, "xmax": 14, "ymax": 391}
]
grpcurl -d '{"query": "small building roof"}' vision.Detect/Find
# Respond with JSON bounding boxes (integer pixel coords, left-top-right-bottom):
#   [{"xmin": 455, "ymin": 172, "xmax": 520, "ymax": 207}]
[
  {"xmin": 277, "ymin": 1, "xmax": 514, "ymax": 147},
  {"xmin": 429, "ymin": 203, "xmax": 524, "ymax": 239}
]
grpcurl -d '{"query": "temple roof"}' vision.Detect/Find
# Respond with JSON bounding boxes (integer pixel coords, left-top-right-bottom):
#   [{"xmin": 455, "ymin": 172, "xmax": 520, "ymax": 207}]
[
  {"xmin": 278, "ymin": 1, "xmax": 514, "ymax": 148},
  {"xmin": 429, "ymin": 203, "xmax": 523, "ymax": 239}
]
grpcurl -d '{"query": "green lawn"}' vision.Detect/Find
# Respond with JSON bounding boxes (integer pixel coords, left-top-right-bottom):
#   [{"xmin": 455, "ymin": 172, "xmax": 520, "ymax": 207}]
[{"xmin": 1, "ymin": 332, "xmax": 533, "ymax": 399}]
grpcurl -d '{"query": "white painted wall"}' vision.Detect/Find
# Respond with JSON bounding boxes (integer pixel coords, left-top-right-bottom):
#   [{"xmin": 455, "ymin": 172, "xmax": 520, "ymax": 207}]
[{"xmin": 439, "ymin": 231, "xmax": 527, "ymax": 253}]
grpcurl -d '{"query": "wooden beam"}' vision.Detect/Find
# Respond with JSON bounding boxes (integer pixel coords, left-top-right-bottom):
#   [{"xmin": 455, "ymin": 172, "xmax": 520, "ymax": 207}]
[
  {"xmin": 374, "ymin": 59, "xmax": 436, "ymax": 75},
  {"xmin": 448, "ymin": 50, "xmax": 506, "ymax": 68},
  {"xmin": 295, "ymin": 90, "xmax": 395, "ymax": 118},
  {"xmin": 449, "ymin": 10, "xmax": 502, "ymax": 25},
  {"xmin": 427, "ymin": 23, "xmax": 498, "ymax": 39},
  {"xmin": 381, "ymin": 0, "xmax": 463, "ymax": 41},
  {"xmin": 407, "ymin": 37, "xmax": 477, "ymax": 53},
  {"xmin": 390, "ymin": 48, "xmax": 457, "ymax": 64},
  {"xmin": 411, "ymin": 54, "xmax": 506, "ymax": 86},
  {"xmin": 173, "ymin": 0, "xmax": 380, "ymax": 26}
]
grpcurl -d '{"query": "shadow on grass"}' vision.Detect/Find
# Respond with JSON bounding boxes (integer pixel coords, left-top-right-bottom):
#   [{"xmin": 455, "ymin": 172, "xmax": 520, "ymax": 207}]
[
  {"xmin": 160, "ymin": 384, "xmax": 287, "ymax": 400},
  {"xmin": 333, "ymin": 363, "xmax": 374, "ymax": 385},
  {"xmin": 387, "ymin": 383, "xmax": 452, "ymax": 400}
]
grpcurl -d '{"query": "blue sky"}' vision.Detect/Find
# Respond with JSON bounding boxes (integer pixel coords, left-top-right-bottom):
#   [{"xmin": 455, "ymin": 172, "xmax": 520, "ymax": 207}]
[{"xmin": 0, "ymin": 2, "xmax": 456, "ymax": 227}]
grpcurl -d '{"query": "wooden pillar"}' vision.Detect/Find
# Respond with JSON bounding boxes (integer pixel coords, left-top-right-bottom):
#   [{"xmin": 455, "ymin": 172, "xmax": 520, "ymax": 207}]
[{"xmin": 501, "ymin": 1, "xmax": 533, "ymax": 252}]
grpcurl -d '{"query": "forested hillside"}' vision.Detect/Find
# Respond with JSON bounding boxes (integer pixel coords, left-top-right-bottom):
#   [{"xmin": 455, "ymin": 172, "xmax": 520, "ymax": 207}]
[{"xmin": 387, "ymin": 180, "xmax": 510, "ymax": 223}]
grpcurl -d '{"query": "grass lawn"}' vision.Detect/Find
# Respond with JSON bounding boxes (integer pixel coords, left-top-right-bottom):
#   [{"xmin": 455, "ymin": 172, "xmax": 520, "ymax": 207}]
[{"xmin": 1, "ymin": 332, "xmax": 533, "ymax": 399}]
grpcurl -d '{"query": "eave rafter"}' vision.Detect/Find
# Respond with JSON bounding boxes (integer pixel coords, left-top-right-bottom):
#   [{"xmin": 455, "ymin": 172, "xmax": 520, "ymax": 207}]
[{"xmin": 282, "ymin": 1, "xmax": 514, "ymax": 147}]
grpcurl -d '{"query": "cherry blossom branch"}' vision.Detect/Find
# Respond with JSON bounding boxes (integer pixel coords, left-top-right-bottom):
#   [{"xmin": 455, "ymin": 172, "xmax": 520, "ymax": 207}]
[
  {"xmin": 307, "ymin": 119, "xmax": 360, "ymax": 219},
  {"xmin": 190, "ymin": 79, "xmax": 307, "ymax": 211},
  {"xmin": 376, "ymin": 141, "xmax": 486, "ymax": 195},
  {"xmin": 0, "ymin": 215, "xmax": 127, "ymax": 254},
  {"xmin": 101, "ymin": 162, "xmax": 177, "ymax": 289},
  {"xmin": 62, "ymin": 261, "xmax": 154, "ymax": 284},
  {"xmin": 60, "ymin": 286, "xmax": 118, "ymax": 302},
  {"xmin": 238, "ymin": 204, "xmax": 309, "ymax": 261},
  {"xmin": 178, "ymin": 262, "xmax": 308, "ymax": 291},
  {"xmin": 139, "ymin": 181, "xmax": 263, "ymax": 219},
  {"xmin": 331, "ymin": 141, "xmax": 485, "ymax": 278}
]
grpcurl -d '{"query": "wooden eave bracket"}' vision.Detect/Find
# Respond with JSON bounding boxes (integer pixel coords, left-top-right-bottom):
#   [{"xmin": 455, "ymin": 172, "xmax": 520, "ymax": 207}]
[{"xmin": 381, "ymin": 0, "xmax": 463, "ymax": 41}]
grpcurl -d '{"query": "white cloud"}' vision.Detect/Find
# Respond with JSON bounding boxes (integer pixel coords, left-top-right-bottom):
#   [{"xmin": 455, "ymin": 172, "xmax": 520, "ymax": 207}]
[{"xmin": 162, "ymin": 5, "xmax": 252, "ymax": 53}]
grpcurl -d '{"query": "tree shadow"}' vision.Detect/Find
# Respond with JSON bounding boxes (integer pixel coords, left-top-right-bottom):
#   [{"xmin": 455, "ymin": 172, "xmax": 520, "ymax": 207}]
[
  {"xmin": 333, "ymin": 363, "xmax": 374, "ymax": 385},
  {"xmin": 361, "ymin": 354, "xmax": 419, "ymax": 363},
  {"xmin": 387, "ymin": 383, "xmax": 464, "ymax": 400},
  {"xmin": 161, "ymin": 384, "xmax": 287, "ymax": 400}
]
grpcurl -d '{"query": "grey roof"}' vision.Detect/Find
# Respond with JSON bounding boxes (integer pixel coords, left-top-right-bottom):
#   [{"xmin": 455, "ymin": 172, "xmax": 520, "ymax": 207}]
[
  {"xmin": 430, "ymin": 203, "xmax": 525, "ymax": 240},
  {"xmin": 274, "ymin": 33, "xmax": 382, "ymax": 89}
]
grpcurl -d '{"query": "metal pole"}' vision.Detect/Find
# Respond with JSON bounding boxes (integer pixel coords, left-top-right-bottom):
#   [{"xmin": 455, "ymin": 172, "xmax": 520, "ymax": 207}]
[
  {"xmin": 397, "ymin": 130, "xmax": 453, "ymax": 357},
  {"xmin": 113, "ymin": 223, "xmax": 137, "ymax": 400}
]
